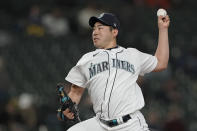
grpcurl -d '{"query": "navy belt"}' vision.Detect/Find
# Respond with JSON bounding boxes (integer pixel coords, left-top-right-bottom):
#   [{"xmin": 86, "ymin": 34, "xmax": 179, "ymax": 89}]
[{"xmin": 100, "ymin": 114, "xmax": 131, "ymax": 127}]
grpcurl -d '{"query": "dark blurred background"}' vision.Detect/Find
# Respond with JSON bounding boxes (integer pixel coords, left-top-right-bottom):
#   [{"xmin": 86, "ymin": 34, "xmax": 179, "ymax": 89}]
[{"xmin": 0, "ymin": 0, "xmax": 197, "ymax": 131}]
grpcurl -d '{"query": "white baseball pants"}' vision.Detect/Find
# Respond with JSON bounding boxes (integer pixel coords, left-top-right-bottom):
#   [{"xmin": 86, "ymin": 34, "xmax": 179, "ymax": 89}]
[{"xmin": 67, "ymin": 111, "xmax": 150, "ymax": 131}]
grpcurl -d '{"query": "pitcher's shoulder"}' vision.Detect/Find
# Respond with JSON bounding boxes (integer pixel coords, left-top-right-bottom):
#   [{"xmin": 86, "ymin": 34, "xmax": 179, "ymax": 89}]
[
  {"xmin": 77, "ymin": 50, "xmax": 97, "ymax": 65},
  {"xmin": 124, "ymin": 47, "xmax": 140, "ymax": 54}
]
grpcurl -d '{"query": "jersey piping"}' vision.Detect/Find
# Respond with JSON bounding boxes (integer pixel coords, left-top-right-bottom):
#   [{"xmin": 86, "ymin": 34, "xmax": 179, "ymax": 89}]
[
  {"xmin": 101, "ymin": 51, "xmax": 110, "ymax": 117},
  {"xmin": 107, "ymin": 49, "xmax": 124, "ymax": 118}
]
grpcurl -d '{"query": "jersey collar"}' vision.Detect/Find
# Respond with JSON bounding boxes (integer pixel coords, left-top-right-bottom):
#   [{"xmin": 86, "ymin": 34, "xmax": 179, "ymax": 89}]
[
  {"xmin": 106, "ymin": 45, "xmax": 119, "ymax": 50},
  {"xmin": 95, "ymin": 45, "xmax": 124, "ymax": 53}
]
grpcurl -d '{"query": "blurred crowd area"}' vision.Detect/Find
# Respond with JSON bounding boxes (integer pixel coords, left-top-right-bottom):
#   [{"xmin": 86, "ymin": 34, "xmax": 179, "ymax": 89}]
[{"xmin": 0, "ymin": 0, "xmax": 197, "ymax": 131}]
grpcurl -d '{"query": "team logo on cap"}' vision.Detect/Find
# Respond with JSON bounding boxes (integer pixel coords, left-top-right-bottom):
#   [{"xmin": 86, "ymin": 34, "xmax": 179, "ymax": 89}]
[
  {"xmin": 98, "ymin": 13, "xmax": 104, "ymax": 18},
  {"xmin": 113, "ymin": 23, "xmax": 117, "ymax": 27}
]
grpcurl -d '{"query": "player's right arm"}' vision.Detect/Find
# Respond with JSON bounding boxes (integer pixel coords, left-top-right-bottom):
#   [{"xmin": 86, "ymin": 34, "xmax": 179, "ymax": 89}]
[
  {"xmin": 63, "ymin": 84, "xmax": 85, "ymax": 119},
  {"xmin": 153, "ymin": 15, "xmax": 170, "ymax": 72}
]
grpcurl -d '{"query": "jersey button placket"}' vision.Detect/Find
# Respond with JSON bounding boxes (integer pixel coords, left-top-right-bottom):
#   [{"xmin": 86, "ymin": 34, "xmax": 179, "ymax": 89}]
[
  {"xmin": 101, "ymin": 51, "xmax": 111, "ymax": 119},
  {"xmin": 102, "ymin": 51, "xmax": 117, "ymax": 119}
]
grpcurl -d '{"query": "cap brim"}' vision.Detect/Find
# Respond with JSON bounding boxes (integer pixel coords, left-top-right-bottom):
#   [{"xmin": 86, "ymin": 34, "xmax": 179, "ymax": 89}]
[{"xmin": 89, "ymin": 16, "xmax": 109, "ymax": 27}]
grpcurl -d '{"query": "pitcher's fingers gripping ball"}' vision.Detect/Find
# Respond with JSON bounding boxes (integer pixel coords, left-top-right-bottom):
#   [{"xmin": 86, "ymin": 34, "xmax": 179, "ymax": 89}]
[
  {"xmin": 157, "ymin": 9, "xmax": 170, "ymax": 29},
  {"xmin": 157, "ymin": 8, "xmax": 167, "ymax": 17},
  {"xmin": 56, "ymin": 83, "xmax": 81, "ymax": 126}
]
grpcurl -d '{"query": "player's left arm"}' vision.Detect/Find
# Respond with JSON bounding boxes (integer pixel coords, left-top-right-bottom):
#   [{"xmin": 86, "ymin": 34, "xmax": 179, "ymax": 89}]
[{"xmin": 153, "ymin": 15, "xmax": 170, "ymax": 72}]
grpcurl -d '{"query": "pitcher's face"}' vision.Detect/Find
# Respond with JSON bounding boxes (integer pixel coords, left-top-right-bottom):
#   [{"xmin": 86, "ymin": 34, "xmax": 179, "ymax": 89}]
[{"xmin": 92, "ymin": 22, "xmax": 116, "ymax": 49}]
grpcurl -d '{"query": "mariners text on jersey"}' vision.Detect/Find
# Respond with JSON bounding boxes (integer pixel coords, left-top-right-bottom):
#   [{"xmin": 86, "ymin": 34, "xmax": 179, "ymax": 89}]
[{"xmin": 89, "ymin": 58, "xmax": 135, "ymax": 79}]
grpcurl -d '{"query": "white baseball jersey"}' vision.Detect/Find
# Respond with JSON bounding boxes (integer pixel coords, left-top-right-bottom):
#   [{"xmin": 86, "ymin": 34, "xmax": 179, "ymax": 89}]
[{"xmin": 65, "ymin": 46, "xmax": 157, "ymax": 121}]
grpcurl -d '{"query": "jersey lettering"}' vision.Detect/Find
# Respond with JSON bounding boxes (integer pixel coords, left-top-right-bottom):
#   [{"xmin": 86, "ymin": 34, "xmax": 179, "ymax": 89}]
[
  {"xmin": 89, "ymin": 59, "xmax": 135, "ymax": 79},
  {"xmin": 112, "ymin": 59, "xmax": 135, "ymax": 74},
  {"xmin": 89, "ymin": 61, "xmax": 109, "ymax": 79}
]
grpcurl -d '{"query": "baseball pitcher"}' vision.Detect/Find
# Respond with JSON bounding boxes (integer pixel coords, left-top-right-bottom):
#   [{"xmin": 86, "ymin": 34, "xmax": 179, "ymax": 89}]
[{"xmin": 57, "ymin": 12, "xmax": 170, "ymax": 131}]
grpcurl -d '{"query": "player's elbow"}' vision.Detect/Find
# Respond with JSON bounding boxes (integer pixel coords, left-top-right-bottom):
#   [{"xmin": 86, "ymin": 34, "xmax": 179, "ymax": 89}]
[
  {"xmin": 69, "ymin": 84, "xmax": 85, "ymax": 104},
  {"xmin": 159, "ymin": 64, "xmax": 168, "ymax": 71},
  {"xmin": 153, "ymin": 62, "xmax": 168, "ymax": 72},
  {"xmin": 153, "ymin": 55, "xmax": 169, "ymax": 72}
]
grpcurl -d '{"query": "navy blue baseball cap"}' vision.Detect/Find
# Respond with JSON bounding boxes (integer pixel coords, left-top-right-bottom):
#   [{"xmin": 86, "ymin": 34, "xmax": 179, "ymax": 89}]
[{"xmin": 89, "ymin": 13, "xmax": 120, "ymax": 30}]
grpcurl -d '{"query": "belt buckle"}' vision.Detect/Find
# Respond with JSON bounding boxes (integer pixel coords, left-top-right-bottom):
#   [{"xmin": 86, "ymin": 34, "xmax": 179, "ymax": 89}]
[
  {"xmin": 100, "ymin": 118, "xmax": 118, "ymax": 127},
  {"xmin": 100, "ymin": 114, "xmax": 131, "ymax": 127},
  {"xmin": 108, "ymin": 119, "xmax": 118, "ymax": 127}
]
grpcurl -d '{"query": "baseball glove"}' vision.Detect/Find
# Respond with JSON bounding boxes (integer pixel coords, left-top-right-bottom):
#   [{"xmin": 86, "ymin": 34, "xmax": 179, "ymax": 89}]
[{"xmin": 56, "ymin": 83, "xmax": 81, "ymax": 125}]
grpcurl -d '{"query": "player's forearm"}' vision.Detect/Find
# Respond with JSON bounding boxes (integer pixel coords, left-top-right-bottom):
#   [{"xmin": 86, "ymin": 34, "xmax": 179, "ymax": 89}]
[
  {"xmin": 154, "ymin": 28, "xmax": 169, "ymax": 71},
  {"xmin": 68, "ymin": 84, "xmax": 84, "ymax": 105}
]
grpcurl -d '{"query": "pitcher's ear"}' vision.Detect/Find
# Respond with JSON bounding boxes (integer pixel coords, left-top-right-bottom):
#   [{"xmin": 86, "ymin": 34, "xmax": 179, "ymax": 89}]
[{"xmin": 113, "ymin": 29, "xmax": 118, "ymax": 37}]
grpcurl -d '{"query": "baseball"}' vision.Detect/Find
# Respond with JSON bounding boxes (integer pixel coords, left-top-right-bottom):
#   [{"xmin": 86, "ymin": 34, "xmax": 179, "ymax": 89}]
[{"xmin": 157, "ymin": 8, "xmax": 167, "ymax": 17}]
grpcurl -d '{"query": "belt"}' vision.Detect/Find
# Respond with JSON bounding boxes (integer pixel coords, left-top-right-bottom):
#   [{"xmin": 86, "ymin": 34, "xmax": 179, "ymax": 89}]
[{"xmin": 100, "ymin": 114, "xmax": 132, "ymax": 127}]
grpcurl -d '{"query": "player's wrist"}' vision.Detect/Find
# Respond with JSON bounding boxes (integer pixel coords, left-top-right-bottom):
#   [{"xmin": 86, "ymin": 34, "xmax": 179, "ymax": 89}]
[{"xmin": 158, "ymin": 27, "xmax": 168, "ymax": 32}]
